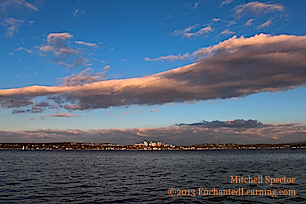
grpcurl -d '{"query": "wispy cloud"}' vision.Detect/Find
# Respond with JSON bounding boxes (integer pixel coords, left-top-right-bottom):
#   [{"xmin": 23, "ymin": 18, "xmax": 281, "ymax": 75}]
[
  {"xmin": 0, "ymin": 0, "xmax": 39, "ymax": 13},
  {"xmin": 50, "ymin": 111, "xmax": 81, "ymax": 118},
  {"xmin": 17, "ymin": 0, "xmax": 39, "ymax": 11},
  {"xmin": 172, "ymin": 24, "xmax": 199, "ymax": 36},
  {"xmin": 234, "ymin": 1, "xmax": 284, "ymax": 18},
  {"xmin": 75, "ymin": 40, "xmax": 97, "ymax": 47},
  {"xmin": 220, "ymin": 29, "xmax": 234, "ymax": 35},
  {"xmin": 149, "ymin": 109, "xmax": 159, "ymax": 112},
  {"xmin": 220, "ymin": 0, "xmax": 233, "ymax": 7},
  {"xmin": 15, "ymin": 47, "xmax": 31, "ymax": 53},
  {"xmin": 183, "ymin": 26, "xmax": 213, "ymax": 38},
  {"xmin": 189, "ymin": 0, "xmax": 204, "ymax": 9},
  {"xmin": 60, "ymin": 68, "xmax": 105, "ymax": 86},
  {"xmin": 145, "ymin": 52, "xmax": 189, "ymax": 62},
  {"xmin": 2, "ymin": 34, "xmax": 306, "ymax": 112},
  {"xmin": 1, "ymin": 18, "xmax": 24, "ymax": 37},
  {"xmin": 40, "ymin": 33, "xmax": 90, "ymax": 69},
  {"xmin": 257, "ymin": 20, "xmax": 272, "ymax": 29},
  {"xmin": 1, "ymin": 119, "xmax": 305, "ymax": 144},
  {"xmin": 72, "ymin": 9, "xmax": 85, "ymax": 18},
  {"xmin": 224, "ymin": 20, "xmax": 236, "ymax": 26},
  {"xmin": 103, "ymin": 65, "xmax": 110, "ymax": 70},
  {"xmin": 245, "ymin": 19, "xmax": 255, "ymax": 26}
]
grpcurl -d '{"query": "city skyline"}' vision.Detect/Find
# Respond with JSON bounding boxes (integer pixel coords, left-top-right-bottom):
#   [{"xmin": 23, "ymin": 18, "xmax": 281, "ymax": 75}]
[{"xmin": 0, "ymin": 0, "xmax": 306, "ymax": 145}]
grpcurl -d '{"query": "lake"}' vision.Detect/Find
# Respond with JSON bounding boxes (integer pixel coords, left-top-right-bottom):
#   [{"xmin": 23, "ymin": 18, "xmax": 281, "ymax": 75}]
[{"xmin": 0, "ymin": 149, "xmax": 305, "ymax": 203}]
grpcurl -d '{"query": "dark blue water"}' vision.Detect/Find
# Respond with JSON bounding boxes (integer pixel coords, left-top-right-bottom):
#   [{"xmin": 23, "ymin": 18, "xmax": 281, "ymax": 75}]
[{"xmin": 1, "ymin": 149, "xmax": 305, "ymax": 203}]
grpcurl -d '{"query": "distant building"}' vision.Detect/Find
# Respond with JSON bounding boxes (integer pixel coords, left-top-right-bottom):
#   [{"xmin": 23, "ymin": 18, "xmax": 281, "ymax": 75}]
[{"xmin": 143, "ymin": 141, "xmax": 148, "ymax": 146}]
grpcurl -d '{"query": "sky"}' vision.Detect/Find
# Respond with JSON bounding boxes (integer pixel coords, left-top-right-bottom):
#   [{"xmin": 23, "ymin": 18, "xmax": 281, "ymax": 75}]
[{"xmin": 0, "ymin": 0, "xmax": 306, "ymax": 145}]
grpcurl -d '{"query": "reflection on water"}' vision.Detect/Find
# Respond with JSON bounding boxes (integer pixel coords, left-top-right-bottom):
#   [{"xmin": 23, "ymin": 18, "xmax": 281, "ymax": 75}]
[{"xmin": 0, "ymin": 149, "xmax": 305, "ymax": 203}]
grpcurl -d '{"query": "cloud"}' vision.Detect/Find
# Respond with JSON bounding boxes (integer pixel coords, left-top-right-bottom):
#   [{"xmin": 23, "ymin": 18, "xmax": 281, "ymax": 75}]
[
  {"xmin": 176, "ymin": 119, "xmax": 262, "ymax": 128},
  {"xmin": 60, "ymin": 68, "xmax": 105, "ymax": 86},
  {"xmin": 189, "ymin": 0, "xmax": 204, "ymax": 9},
  {"xmin": 103, "ymin": 65, "xmax": 110, "ymax": 70},
  {"xmin": 145, "ymin": 53, "xmax": 189, "ymax": 62},
  {"xmin": 0, "ymin": 119, "xmax": 305, "ymax": 144},
  {"xmin": 39, "ymin": 33, "xmax": 90, "ymax": 69},
  {"xmin": 149, "ymin": 109, "xmax": 159, "ymax": 112},
  {"xmin": 72, "ymin": 9, "xmax": 85, "ymax": 18},
  {"xmin": 15, "ymin": 0, "xmax": 39, "ymax": 11},
  {"xmin": 1, "ymin": 34, "xmax": 306, "ymax": 112},
  {"xmin": 50, "ymin": 111, "xmax": 81, "ymax": 118},
  {"xmin": 220, "ymin": 29, "xmax": 234, "ymax": 35},
  {"xmin": 172, "ymin": 24, "xmax": 199, "ymax": 36},
  {"xmin": 184, "ymin": 100, "xmax": 197, "ymax": 105},
  {"xmin": 257, "ymin": 20, "xmax": 272, "ymax": 29},
  {"xmin": 234, "ymin": 1, "xmax": 284, "ymax": 17},
  {"xmin": 15, "ymin": 47, "xmax": 31, "ymax": 53},
  {"xmin": 230, "ymin": 97, "xmax": 239, "ymax": 101},
  {"xmin": 184, "ymin": 26, "xmax": 213, "ymax": 38},
  {"xmin": 0, "ymin": 0, "xmax": 38, "ymax": 16},
  {"xmin": 245, "ymin": 19, "xmax": 254, "ymax": 26},
  {"xmin": 10, "ymin": 101, "xmax": 51, "ymax": 114},
  {"xmin": 224, "ymin": 20, "xmax": 236, "ymax": 26},
  {"xmin": 1, "ymin": 18, "xmax": 24, "ymax": 37},
  {"xmin": 75, "ymin": 40, "xmax": 97, "ymax": 47},
  {"xmin": 220, "ymin": 0, "xmax": 233, "ymax": 7},
  {"xmin": 12, "ymin": 109, "xmax": 26, "ymax": 114},
  {"xmin": 28, "ymin": 20, "xmax": 34, "ymax": 26}
]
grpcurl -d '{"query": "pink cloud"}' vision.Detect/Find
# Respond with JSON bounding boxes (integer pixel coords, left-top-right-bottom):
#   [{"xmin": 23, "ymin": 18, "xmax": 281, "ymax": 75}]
[
  {"xmin": 1, "ymin": 34, "xmax": 306, "ymax": 112},
  {"xmin": 234, "ymin": 1, "xmax": 284, "ymax": 17},
  {"xmin": 50, "ymin": 111, "xmax": 81, "ymax": 118},
  {"xmin": 149, "ymin": 109, "xmax": 160, "ymax": 112},
  {"xmin": 0, "ymin": 119, "xmax": 305, "ymax": 145}
]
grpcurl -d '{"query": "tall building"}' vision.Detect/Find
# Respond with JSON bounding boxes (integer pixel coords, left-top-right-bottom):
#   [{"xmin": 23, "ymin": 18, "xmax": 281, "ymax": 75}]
[{"xmin": 143, "ymin": 141, "xmax": 148, "ymax": 146}]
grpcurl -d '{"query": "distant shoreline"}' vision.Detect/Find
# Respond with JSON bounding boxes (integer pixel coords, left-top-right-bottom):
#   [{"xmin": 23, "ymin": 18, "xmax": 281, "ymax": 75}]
[{"xmin": 1, "ymin": 141, "xmax": 306, "ymax": 151}]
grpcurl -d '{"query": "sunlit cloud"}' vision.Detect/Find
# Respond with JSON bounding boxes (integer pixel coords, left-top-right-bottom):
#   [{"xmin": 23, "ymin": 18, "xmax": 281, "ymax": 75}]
[
  {"xmin": 1, "ymin": 119, "xmax": 305, "ymax": 144},
  {"xmin": 257, "ymin": 20, "xmax": 272, "ymax": 29},
  {"xmin": 245, "ymin": 19, "xmax": 254, "ymax": 26},
  {"xmin": 1, "ymin": 18, "xmax": 24, "ymax": 37},
  {"xmin": 60, "ymin": 68, "xmax": 105, "ymax": 86},
  {"xmin": 50, "ymin": 111, "xmax": 81, "ymax": 118},
  {"xmin": 172, "ymin": 24, "xmax": 199, "ymax": 36},
  {"xmin": 220, "ymin": 29, "xmax": 234, "ymax": 35},
  {"xmin": 72, "ymin": 9, "xmax": 85, "ymax": 18},
  {"xmin": 184, "ymin": 26, "xmax": 213, "ymax": 38},
  {"xmin": 145, "ymin": 53, "xmax": 189, "ymax": 62},
  {"xmin": 220, "ymin": 0, "xmax": 233, "ymax": 7},
  {"xmin": 149, "ymin": 109, "xmax": 159, "ymax": 112},
  {"xmin": 39, "ymin": 33, "xmax": 90, "ymax": 69},
  {"xmin": 15, "ymin": 47, "xmax": 31, "ymax": 53},
  {"xmin": 234, "ymin": 1, "xmax": 284, "ymax": 18},
  {"xmin": 75, "ymin": 40, "xmax": 97, "ymax": 47},
  {"xmin": 1, "ymin": 34, "xmax": 306, "ymax": 112},
  {"xmin": 103, "ymin": 65, "xmax": 110, "ymax": 70}
]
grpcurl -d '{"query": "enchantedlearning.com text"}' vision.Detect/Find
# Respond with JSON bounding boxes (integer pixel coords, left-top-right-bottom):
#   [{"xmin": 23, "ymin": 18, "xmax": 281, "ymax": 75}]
[{"xmin": 168, "ymin": 187, "xmax": 296, "ymax": 197}]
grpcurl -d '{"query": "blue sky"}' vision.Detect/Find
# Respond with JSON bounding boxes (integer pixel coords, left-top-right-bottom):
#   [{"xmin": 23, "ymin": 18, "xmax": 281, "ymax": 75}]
[{"xmin": 0, "ymin": 0, "xmax": 306, "ymax": 145}]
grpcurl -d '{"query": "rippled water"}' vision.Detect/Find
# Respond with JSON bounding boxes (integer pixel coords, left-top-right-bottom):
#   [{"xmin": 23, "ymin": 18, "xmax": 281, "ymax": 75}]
[{"xmin": 0, "ymin": 149, "xmax": 306, "ymax": 203}]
